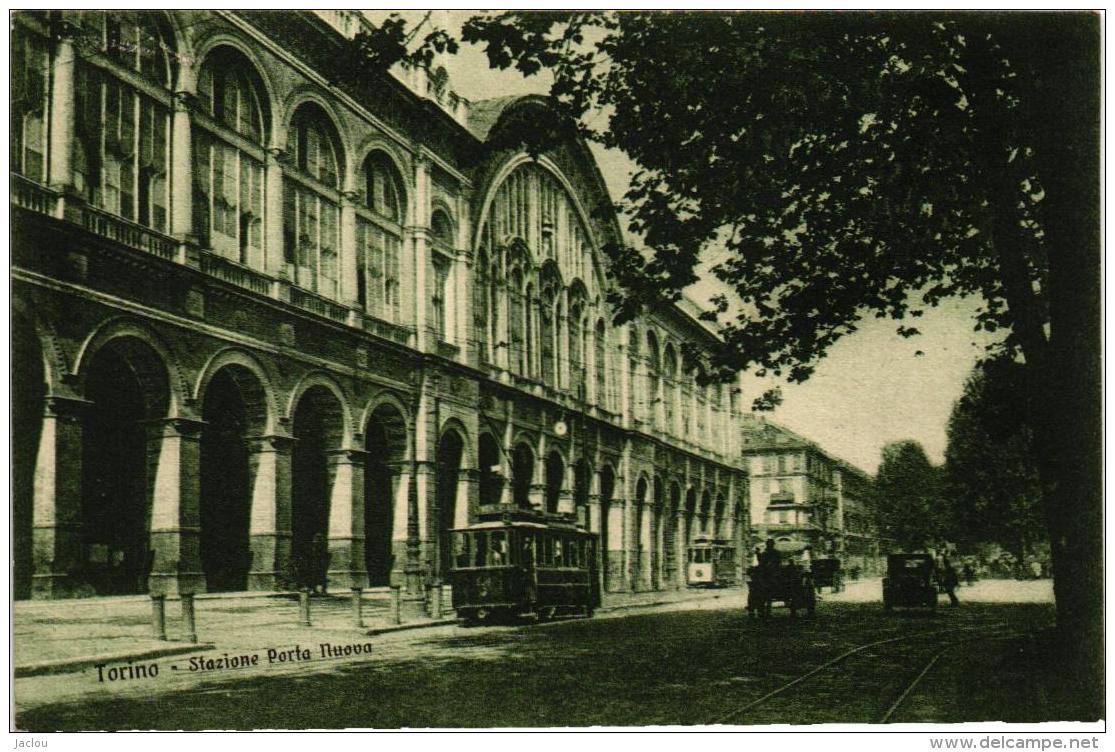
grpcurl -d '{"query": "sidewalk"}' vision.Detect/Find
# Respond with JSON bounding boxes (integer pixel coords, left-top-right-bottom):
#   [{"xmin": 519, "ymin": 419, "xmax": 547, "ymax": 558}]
[{"xmin": 14, "ymin": 585, "xmax": 741, "ymax": 677}]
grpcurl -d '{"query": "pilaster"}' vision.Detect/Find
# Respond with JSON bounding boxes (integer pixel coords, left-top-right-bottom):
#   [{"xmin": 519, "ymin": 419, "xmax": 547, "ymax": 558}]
[
  {"xmin": 147, "ymin": 417, "xmax": 207, "ymax": 596},
  {"xmin": 30, "ymin": 396, "xmax": 89, "ymax": 598},
  {"xmin": 246, "ymin": 434, "xmax": 295, "ymax": 590}
]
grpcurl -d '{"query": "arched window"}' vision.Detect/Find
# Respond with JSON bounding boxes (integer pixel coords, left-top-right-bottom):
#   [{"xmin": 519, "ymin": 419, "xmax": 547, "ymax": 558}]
[
  {"xmin": 646, "ymin": 331, "xmax": 661, "ymax": 429},
  {"xmin": 594, "ymin": 319, "xmax": 608, "ymax": 410},
  {"xmin": 628, "ymin": 329, "xmax": 641, "ymax": 421},
  {"xmin": 430, "ymin": 208, "xmax": 455, "ymax": 343},
  {"xmin": 283, "ymin": 104, "xmax": 342, "ymax": 298},
  {"xmin": 11, "ymin": 27, "xmax": 48, "ymax": 182},
  {"xmin": 679, "ymin": 354, "xmax": 692, "ymax": 436},
  {"xmin": 663, "ymin": 343, "xmax": 678, "ymax": 434},
  {"xmin": 568, "ymin": 283, "xmax": 588, "ymax": 401},
  {"xmin": 72, "ymin": 11, "xmax": 173, "ymax": 232},
  {"xmin": 356, "ymin": 151, "xmax": 404, "ymax": 321},
  {"xmin": 509, "ymin": 269, "xmax": 525, "ymax": 374},
  {"xmin": 539, "ymin": 264, "xmax": 562, "ymax": 385},
  {"xmin": 194, "ymin": 47, "xmax": 267, "ymax": 266}
]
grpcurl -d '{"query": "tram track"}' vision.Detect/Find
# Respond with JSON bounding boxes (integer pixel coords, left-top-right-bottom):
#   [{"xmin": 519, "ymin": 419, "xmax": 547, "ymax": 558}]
[{"xmin": 710, "ymin": 621, "xmax": 1025, "ymax": 726}]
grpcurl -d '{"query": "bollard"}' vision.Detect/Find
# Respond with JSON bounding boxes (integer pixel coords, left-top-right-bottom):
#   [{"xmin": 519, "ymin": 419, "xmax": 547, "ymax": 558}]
[
  {"xmin": 181, "ymin": 593, "xmax": 197, "ymax": 644},
  {"xmin": 299, "ymin": 588, "xmax": 312, "ymax": 626},
  {"xmin": 390, "ymin": 584, "xmax": 402, "ymax": 624},
  {"xmin": 351, "ymin": 588, "xmax": 363, "ymax": 629},
  {"xmin": 431, "ymin": 582, "xmax": 443, "ymax": 619},
  {"xmin": 150, "ymin": 594, "xmax": 167, "ymax": 640}
]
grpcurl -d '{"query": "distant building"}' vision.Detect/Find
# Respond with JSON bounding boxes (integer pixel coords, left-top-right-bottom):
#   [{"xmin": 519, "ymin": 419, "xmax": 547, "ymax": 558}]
[{"xmin": 741, "ymin": 416, "xmax": 884, "ymax": 574}]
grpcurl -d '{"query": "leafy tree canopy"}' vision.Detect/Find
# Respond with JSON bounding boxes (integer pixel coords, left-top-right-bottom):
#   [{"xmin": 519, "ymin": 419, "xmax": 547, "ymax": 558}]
[
  {"xmin": 870, "ymin": 440, "xmax": 947, "ymax": 551},
  {"xmin": 944, "ymin": 357, "xmax": 1043, "ymax": 558}
]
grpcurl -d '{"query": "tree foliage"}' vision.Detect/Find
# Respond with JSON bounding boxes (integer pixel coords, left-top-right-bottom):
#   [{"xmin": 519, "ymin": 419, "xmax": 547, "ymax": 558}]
[
  {"xmin": 870, "ymin": 440, "xmax": 946, "ymax": 550},
  {"xmin": 944, "ymin": 358, "xmax": 1043, "ymax": 558}
]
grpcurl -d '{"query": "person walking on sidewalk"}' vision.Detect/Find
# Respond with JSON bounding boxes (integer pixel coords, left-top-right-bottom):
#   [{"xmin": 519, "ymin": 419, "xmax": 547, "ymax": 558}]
[{"xmin": 941, "ymin": 557, "xmax": 960, "ymax": 607}]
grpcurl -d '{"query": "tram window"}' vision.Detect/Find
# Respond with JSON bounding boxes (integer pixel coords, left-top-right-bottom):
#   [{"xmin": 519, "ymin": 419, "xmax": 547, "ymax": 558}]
[
  {"xmin": 454, "ymin": 533, "xmax": 470, "ymax": 568},
  {"xmin": 553, "ymin": 537, "xmax": 564, "ymax": 566},
  {"xmin": 473, "ymin": 532, "xmax": 487, "ymax": 567},
  {"xmin": 521, "ymin": 533, "xmax": 535, "ymax": 566},
  {"xmin": 541, "ymin": 535, "xmax": 553, "ymax": 566},
  {"xmin": 489, "ymin": 531, "xmax": 508, "ymax": 565}
]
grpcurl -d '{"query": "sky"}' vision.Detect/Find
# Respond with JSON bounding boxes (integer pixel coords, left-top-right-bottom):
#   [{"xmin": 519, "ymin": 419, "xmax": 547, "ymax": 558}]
[{"xmin": 378, "ymin": 11, "xmax": 1005, "ymax": 473}]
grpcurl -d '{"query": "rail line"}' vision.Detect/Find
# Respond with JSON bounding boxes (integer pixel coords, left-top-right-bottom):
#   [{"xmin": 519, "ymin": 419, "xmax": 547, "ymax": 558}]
[{"xmin": 710, "ymin": 622, "xmax": 1018, "ymax": 726}]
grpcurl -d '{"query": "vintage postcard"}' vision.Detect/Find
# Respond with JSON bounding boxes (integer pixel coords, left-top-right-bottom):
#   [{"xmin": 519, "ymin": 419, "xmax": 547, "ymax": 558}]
[{"xmin": 9, "ymin": 9, "xmax": 1103, "ymax": 734}]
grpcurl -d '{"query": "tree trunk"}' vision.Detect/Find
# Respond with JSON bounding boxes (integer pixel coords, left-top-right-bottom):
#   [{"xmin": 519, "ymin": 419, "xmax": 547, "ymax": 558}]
[
  {"xmin": 978, "ymin": 13, "xmax": 1102, "ymax": 719},
  {"xmin": 1010, "ymin": 12, "xmax": 1103, "ymax": 719}
]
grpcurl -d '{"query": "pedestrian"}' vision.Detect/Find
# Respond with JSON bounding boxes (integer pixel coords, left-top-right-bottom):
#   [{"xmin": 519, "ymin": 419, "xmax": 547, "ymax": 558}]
[
  {"xmin": 1030, "ymin": 560, "xmax": 1042, "ymax": 580},
  {"xmin": 941, "ymin": 557, "xmax": 960, "ymax": 607},
  {"xmin": 962, "ymin": 561, "xmax": 975, "ymax": 587}
]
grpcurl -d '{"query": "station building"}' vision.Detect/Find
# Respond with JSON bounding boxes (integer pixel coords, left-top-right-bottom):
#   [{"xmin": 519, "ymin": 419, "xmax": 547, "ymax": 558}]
[
  {"xmin": 11, "ymin": 10, "xmax": 750, "ymax": 600},
  {"xmin": 741, "ymin": 417, "xmax": 883, "ymax": 574}
]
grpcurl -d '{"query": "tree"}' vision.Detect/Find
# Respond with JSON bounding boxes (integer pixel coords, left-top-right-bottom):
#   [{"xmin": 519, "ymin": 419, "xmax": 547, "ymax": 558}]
[
  {"xmin": 870, "ymin": 441, "xmax": 946, "ymax": 551},
  {"xmin": 356, "ymin": 11, "xmax": 1101, "ymax": 711},
  {"xmin": 944, "ymin": 358, "xmax": 1044, "ymax": 563}
]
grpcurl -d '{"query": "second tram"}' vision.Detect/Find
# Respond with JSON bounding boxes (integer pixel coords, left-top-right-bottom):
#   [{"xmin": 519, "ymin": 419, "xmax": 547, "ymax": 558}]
[{"xmin": 686, "ymin": 537, "xmax": 739, "ymax": 587}]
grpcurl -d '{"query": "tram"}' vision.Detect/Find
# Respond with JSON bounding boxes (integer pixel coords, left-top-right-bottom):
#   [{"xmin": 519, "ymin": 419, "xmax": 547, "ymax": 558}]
[
  {"xmin": 449, "ymin": 509, "xmax": 600, "ymax": 623},
  {"xmin": 686, "ymin": 537, "xmax": 738, "ymax": 587}
]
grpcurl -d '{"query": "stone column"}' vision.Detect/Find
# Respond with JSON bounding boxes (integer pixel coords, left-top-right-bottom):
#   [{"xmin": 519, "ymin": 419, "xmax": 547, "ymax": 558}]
[
  {"xmin": 326, "ymin": 448, "xmax": 368, "ymax": 591},
  {"xmin": 246, "ymin": 434, "xmax": 294, "ymax": 590},
  {"xmin": 557, "ymin": 462, "xmax": 575, "ymax": 516},
  {"xmin": 147, "ymin": 417, "xmax": 206, "ymax": 596},
  {"xmin": 170, "ymin": 92, "xmax": 194, "ymax": 244},
  {"xmin": 388, "ymin": 460, "xmax": 413, "ymax": 589},
  {"xmin": 48, "ymin": 27, "xmax": 75, "ymax": 193},
  {"xmin": 413, "ymin": 457, "xmax": 436, "ymax": 587},
  {"xmin": 31, "ymin": 395, "xmax": 89, "ymax": 598},
  {"xmin": 339, "ymin": 191, "xmax": 360, "ymax": 307}
]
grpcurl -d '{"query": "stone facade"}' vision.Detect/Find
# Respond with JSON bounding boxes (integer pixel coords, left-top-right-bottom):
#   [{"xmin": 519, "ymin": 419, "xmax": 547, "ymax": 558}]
[{"xmin": 11, "ymin": 11, "xmax": 749, "ymax": 600}]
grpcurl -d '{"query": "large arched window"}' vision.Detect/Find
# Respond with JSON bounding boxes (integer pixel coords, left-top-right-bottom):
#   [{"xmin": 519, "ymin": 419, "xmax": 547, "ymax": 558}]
[
  {"xmin": 283, "ymin": 103, "xmax": 343, "ymax": 298},
  {"xmin": 72, "ymin": 11, "xmax": 173, "ymax": 232},
  {"xmin": 194, "ymin": 46, "xmax": 267, "ymax": 266},
  {"xmin": 356, "ymin": 151, "xmax": 404, "ymax": 322},
  {"xmin": 11, "ymin": 26, "xmax": 48, "ymax": 182},
  {"xmin": 477, "ymin": 162, "xmax": 600, "ymax": 390}
]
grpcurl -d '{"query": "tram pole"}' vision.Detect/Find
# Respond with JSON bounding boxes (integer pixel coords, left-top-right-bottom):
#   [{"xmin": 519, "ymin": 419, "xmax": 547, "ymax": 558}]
[
  {"xmin": 390, "ymin": 584, "xmax": 402, "ymax": 624},
  {"xmin": 299, "ymin": 588, "xmax": 312, "ymax": 626},
  {"xmin": 351, "ymin": 587, "xmax": 363, "ymax": 628}
]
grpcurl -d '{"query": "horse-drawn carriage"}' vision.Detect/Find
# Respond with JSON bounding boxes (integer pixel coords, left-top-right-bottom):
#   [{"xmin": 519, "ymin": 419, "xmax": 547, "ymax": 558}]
[{"xmin": 747, "ymin": 562, "xmax": 816, "ymax": 618}]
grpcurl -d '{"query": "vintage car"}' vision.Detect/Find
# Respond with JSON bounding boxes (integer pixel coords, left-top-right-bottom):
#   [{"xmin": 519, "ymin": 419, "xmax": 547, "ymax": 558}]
[
  {"xmin": 811, "ymin": 558, "xmax": 844, "ymax": 593},
  {"xmin": 882, "ymin": 553, "xmax": 938, "ymax": 611}
]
